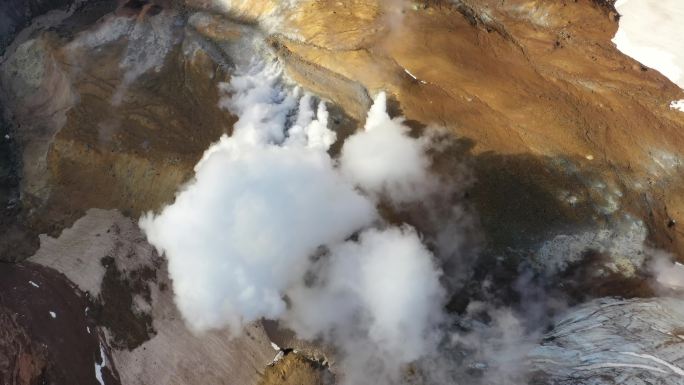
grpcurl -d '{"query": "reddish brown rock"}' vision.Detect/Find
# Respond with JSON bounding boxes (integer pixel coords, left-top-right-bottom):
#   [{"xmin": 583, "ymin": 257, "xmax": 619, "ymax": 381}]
[{"xmin": 0, "ymin": 263, "xmax": 119, "ymax": 385}]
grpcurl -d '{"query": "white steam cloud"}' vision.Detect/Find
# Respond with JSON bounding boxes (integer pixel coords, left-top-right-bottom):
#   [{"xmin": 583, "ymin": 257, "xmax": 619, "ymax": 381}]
[
  {"xmin": 140, "ymin": 60, "xmax": 447, "ymax": 384},
  {"xmin": 650, "ymin": 252, "xmax": 684, "ymax": 290},
  {"xmin": 340, "ymin": 92, "xmax": 436, "ymax": 204},
  {"xmin": 285, "ymin": 226, "xmax": 446, "ymax": 384}
]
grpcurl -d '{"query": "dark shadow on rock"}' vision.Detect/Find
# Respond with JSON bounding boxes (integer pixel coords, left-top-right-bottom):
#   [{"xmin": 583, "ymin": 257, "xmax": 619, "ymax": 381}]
[
  {"xmin": 0, "ymin": 100, "xmax": 40, "ymax": 262},
  {"xmin": 469, "ymin": 151, "xmax": 601, "ymax": 251},
  {"xmin": 91, "ymin": 254, "xmax": 157, "ymax": 350},
  {"xmin": 365, "ymin": 128, "xmax": 658, "ymax": 323},
  {"xmin": 325, "ymin": 102, "xmax": 360, "ymax": 157},
  {"xmin": 0, "ymin": 261, "xmax": 121, "ymax": 385},
  {"xmin": 0, "ymin": 0, "xmax": 77, "ymax": 54},
  {"xmin": 51, "ymin": 0, "xmax": 118, "ymax": 39},
  {"xmin": 440, "ymin": 142, "xmax": 666, "ymax": 325},
  {"xmin": 385, "ymin": 93, "xmax": 428, "ymax": 136}
]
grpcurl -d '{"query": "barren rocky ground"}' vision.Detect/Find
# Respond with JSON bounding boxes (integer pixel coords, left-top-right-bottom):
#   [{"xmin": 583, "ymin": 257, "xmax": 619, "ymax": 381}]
[{"xmin": 1, "ymin": 0, "xmax": 684, "ymax": 384}]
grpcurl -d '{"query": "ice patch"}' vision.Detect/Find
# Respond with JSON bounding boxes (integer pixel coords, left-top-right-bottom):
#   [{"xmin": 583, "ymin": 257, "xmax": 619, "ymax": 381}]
[
  {"xmin": 613, "ymin": 0, "xmax": 684, "ymax": 89},
  {"xmin": 49, "ymin": 311, "xmax": 56, "ymax": 318},
  {"xmin": 403, "ymin": 68, "xmax": 427, "ymax": 84},
  {"xmin": 530, "ymin": 297, "xmax": 684, "ymax": 383},
  {"xmin": 619, "ymin": 352, "xmax": 684, "ymax": 376},
  {"xmin": 671, "ymin": 100, "xmax": 684, "ymax": 112},
  {"xmin": 95, "ymin": 343, "xmax": 106, "ymax": 385},
  {"xmin": 29, "ymin": 281, "xmax": 39, "ymax": 288}
]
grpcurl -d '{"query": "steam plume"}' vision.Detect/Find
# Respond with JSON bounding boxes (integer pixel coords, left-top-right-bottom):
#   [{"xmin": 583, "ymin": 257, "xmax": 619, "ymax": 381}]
[{"xmin": 140, "ymin": 60, "xmax": 448, "ymax": 384}]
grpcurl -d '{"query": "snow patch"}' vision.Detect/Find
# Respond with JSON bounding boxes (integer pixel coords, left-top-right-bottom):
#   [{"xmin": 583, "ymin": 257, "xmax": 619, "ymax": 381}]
[
  {"xmin": 619, "ymin": 351, "xmax": 684, "ymax": 376},
  {"xmin": 671, "ymin": 100, "xmax": 684, "ymax": 112},
  {"xmin": 28, "ymin": 280, "xmax": 40, "ymax": 288},
  {"xmin": 403, "ymin": 68, "xmax": 427, "ymax": 84},
  {"xmin": 613, "ymin": 0, "xmax": 684, "ymax": 89},
  {"xmin": 49, "ymin": 311, "xmax": 56, "ymax": 318},
  {"xmin": 95, "ymin": 343, "xmax": 106, "ymax": 385}
]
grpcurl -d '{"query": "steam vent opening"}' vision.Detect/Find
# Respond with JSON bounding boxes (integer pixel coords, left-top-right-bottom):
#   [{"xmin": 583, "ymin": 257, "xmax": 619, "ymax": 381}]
[{"xmin": 3, "ymin": 0, "xmax": 684, "ymax": 385}]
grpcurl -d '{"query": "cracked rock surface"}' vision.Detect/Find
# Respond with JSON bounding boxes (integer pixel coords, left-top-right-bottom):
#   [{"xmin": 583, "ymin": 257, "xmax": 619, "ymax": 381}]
[{"xmin": 531, "ymin": 297, "xmax": 684, "ymax": 385}]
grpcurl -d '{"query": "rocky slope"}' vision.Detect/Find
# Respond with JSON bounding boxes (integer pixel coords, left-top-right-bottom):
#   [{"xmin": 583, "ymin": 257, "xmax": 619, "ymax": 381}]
[
  {"xmin": 31, "ymin": 209, "xmax": 276, "ymax": 385},
  {"xmin": 1, "ymin": 0, "xmax": 684, "ymax": 384},
  {"xmin": 268, "ymin": 0, "xmax": 684, "ymax": 260}
]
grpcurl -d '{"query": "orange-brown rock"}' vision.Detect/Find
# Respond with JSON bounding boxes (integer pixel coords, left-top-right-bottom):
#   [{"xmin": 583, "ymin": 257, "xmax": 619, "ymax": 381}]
[
  {"xmin": 259, "ymin": 353, "xmax": 334, "ymax": 385},
  {"xmin": 2, "ymin": 0, "xmax": 683, "ymax": 275},
  {"xmin": 263, "ymin": 0, "xmax": 684, "ymax": 257}
]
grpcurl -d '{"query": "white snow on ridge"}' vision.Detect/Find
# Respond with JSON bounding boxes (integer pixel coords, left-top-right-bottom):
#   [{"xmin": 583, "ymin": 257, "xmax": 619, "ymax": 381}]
[
  {"xmin": 613, "ymin": 0, "xmax": 684, "ymax": 89},
  {"xmin": 403, "ymin": 68, "xmax": 427, "ymax": 84},
  {"xmin": 95, "ymin": 343, "xmax": 106, "ymax": 385},
  {"xmin": 670, "ymin": 100, "xmax": 684, "ymax": 112},
  {"xmin": 404, "ymin": 68, "xmax": 417, "ymax": 80}
]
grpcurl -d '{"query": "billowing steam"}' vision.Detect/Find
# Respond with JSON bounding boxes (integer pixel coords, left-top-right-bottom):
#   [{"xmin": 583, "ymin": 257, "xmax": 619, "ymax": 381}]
[
  {"xmin": 140, "ymin": 60, "xmax": 447, "ymax": 384},
  {"xmin": 286, "ymin": 225, "xmax": 446, "ymax": 384},
  {"xmin": 340, "ymin": 92, "xmax": 436, "ymax": 204},
  {"xmin": 132, "ymin": 2, "xmax": 684, "ymax": 384},
  {"xmin": 651, "ymin": 251, "xmax": 684, "ymax": 290}
]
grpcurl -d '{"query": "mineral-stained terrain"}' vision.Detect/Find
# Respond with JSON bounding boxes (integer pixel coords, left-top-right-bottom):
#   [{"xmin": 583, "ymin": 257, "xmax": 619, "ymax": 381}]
[{"xmin": 1, "ymin": 0, "xmax": 684, "ymax": 384}]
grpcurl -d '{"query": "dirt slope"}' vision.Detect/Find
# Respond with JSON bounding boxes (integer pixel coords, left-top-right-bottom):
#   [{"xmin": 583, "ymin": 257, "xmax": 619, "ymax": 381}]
[{"xmin": 267, "ymin": 0, "xmax": 684, "ymax": 257}]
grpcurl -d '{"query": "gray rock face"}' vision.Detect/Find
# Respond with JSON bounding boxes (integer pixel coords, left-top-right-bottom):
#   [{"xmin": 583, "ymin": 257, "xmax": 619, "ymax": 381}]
[
  {"xmin": 530, "ymin": 297, "xmax": 684, "ymax": 385},
  {"xmin": 0, "ymin": 0, "xmax": 76, "ymax": 53},
  {"xmin": 32, "ymin": 209, "xmax": 277, "ymax": 385}
]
